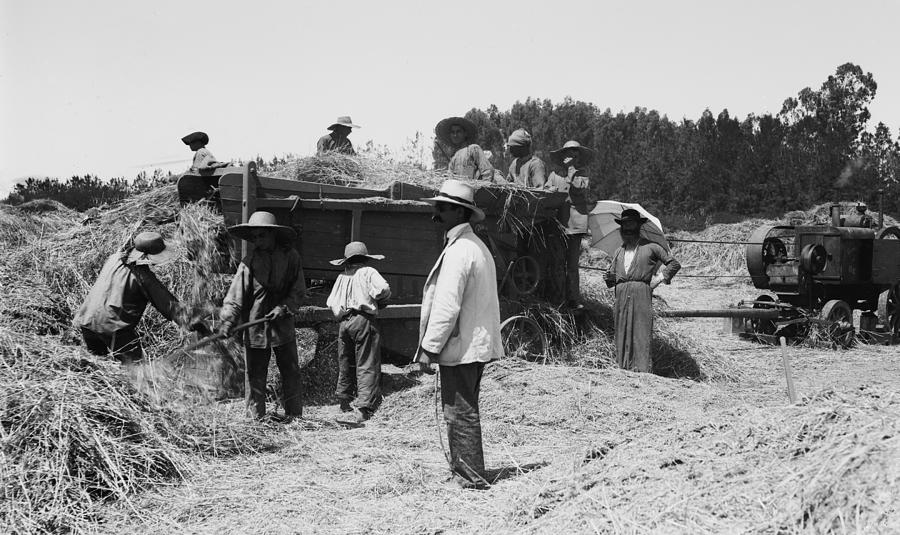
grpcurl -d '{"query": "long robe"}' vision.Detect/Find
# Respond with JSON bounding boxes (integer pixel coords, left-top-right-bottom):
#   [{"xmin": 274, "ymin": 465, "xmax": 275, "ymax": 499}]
[{"xmin": 605, "ymin": 241, "xmax": 680, "ymax": 372}]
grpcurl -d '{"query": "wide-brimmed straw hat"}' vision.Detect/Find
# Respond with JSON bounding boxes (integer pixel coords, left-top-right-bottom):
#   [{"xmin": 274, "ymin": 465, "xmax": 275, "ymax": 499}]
[
  {"xmin": 181, "ymin": 131, "xmax": 209, "ymax": 146},
  {"xmin": 434, "ymin": 117, "xmax": 478, "ymax": 146},
  {"xmin": 227, "ymin": 211, "xmax": 297, "ymax": 242},
  {"xmin": 549, "ymin": 140, "xmax": 594, "ymax": 166},
  {"xmin": 126, "ymin": 231, "xmax": 179, "ymax": 265},
  {"xmin": 330, "ymin": 241, "xmax": 385, "ymax": 266},
  {"xmin": 614, "ymin": 208, "xmax": 649, "ymax": 226},
  {"xmin": 421, "ymin": 179, "xmax": 486, "ymax": 223},
  {"xmin": 328, "ymin": 116, "xmax": 361, "ymax": 130},
  {"xmin": 507, "ymin": 128, "xmax": 532, "ymax": 148}
]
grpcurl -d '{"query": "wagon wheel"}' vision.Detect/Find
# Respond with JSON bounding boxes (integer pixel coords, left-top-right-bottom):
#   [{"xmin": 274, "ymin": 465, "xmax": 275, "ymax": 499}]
[
  {"xmin": 508, "ymin": 255, "xmax": 541, "ymax": 295},
  {"xmin": 876, "ymin": 226, "xmax": 900, "ymax": 240},
  {"xmin": 750, "ymin": 294, "xmax": 777, "ymax": 335},
  {"xmin": 818, "ymin": 299, "xmax": 855, "ymax": 349},
  {"xmin": 500, "ymin": 315, "xmax": 548, "ymax": 362},
  {"xmin": 877, "ymin": 282, "xmax": 900, "ymax": 342}
]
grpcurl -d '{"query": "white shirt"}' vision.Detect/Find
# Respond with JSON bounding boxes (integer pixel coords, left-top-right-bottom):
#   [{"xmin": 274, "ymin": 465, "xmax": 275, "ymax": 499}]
[{"xmin": 326, "ymin": 265, "xmax": 391, "ymax": 318}]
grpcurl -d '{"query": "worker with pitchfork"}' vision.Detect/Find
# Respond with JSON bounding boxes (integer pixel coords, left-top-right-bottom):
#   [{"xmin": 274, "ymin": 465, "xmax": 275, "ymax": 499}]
[
  {"xmin": 219, "ymin": 211, "xmax": 306, "ymax": 421},
  {"xmin": 417, "ymin": 179, "xmax": 504, "ymax": 489}
]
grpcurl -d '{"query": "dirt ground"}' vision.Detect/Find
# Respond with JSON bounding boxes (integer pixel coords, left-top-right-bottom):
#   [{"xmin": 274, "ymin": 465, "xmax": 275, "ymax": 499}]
[{"xmin": 97, "ymin": 274, "xmax": 900, "ymax": 534}]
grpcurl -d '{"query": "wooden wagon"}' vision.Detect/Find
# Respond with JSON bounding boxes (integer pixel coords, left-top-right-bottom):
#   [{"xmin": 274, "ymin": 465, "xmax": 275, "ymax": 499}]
[{"xmin": 177, "ymin": 162, "xmax": 568, "ymax": 361}]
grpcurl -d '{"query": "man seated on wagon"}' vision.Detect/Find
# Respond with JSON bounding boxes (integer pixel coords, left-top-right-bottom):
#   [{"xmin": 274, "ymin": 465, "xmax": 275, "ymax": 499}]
[
  {"xmin": 317, "ymin": 116, "xmax": 359, "ymax": 156},
  {"xmin": 433, "ymin": 116, "xmax": 496, "ymax": 181}
]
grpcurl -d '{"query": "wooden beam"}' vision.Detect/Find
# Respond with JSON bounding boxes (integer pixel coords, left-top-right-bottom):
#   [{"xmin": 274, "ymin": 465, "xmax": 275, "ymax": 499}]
[{"xmin": 241, "ymin": 161, "xmax": 257, "ymax": 258}]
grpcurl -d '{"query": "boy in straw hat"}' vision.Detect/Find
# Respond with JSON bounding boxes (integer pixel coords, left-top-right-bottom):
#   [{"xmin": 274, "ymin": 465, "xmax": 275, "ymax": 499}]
[
  {"xmin": 317, "ymin": 116, "xmax": 359, "ymax": 156},
  {"xmin": 326, "ymin": 241, "xmax": 392, "ymax": 425},
  {"xmin": 433, "ymin": 116, "xmax": 496, "ymax": 181},
  {"xmin": 74, "ymin": 231, "xmax": 207, "ymax": 366},
  {"xmin": 219, "ymin": 211, "xmax": 306, "ymax": 421},
  {"xmin": 417, "ymin": 179, "xmax": 503, "ymax": 488},
  {"xmin": 604, "ymin": 209, "xmax": 680, "ymax": 373},
  {"xmin": 545, "ymin": 140, "xmax": 595, "ymax": 309},
  {"xmin": 181, "ymin": 131, "xmax": 220, "ymax": 171}
]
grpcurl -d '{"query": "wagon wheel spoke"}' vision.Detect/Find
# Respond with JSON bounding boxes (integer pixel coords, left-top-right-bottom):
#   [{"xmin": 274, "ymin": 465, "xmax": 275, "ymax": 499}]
[
  {"xmin": 508, "ymin": 256, "xmax": 541, "ymax": 296},
  {"xmin": 500, "ymin": 315, "xmax": 548, "ymax": 362},
  {"xmin": 818, "ymin": 299, "xmax": 855, "ymax": 349}
]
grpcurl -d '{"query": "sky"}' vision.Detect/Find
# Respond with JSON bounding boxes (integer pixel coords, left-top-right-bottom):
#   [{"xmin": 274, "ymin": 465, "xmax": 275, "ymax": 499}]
[{"xmin": 1, "ymin": 0, "xmax": 899, "ymax": 195}]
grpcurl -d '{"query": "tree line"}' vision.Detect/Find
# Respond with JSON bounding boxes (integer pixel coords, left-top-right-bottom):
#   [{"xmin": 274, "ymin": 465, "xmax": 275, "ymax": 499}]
[{"xmin": 447, "ymin": 63, "xmax": 899, "ymax": 223}]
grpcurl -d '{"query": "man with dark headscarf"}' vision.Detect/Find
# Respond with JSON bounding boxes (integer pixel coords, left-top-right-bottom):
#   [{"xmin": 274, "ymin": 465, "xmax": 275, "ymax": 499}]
[
  {"xmin": 604, "ymin": 209, "xmax": 681, "ymax": 372},
  {"xmin": 506, "ymin": 129, "xmax": 546, "ymax": 188}
]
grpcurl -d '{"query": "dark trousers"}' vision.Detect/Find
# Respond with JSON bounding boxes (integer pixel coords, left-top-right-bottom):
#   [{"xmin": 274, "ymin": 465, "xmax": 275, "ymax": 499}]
[
  {"xmin": 440, "ymin": 362, "xmax": 486, "ymax": 481},
  {"xmin": 245, "ymin": 337, "xmax": 302, "ymax": 419},
  {"xmin": 565, "ymin": 234, "xmax": 584, "ymax": 302},
  {"xmin": 80, "ymin": 327, "xmax": 143, "ymax": 365},
  {"xmin": 335, "ymin": 313, "xmax": 382, "ymax": 411}
]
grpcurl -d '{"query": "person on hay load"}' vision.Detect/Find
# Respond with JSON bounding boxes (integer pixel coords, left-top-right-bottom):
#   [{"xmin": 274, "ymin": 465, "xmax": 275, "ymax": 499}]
[
  {"xmin": 219, "ymin": 211, "xmax": 307, "ymax": 421},
  {"xmin": 74, "ymin": 232, "xmax": 209, "ymax": 366},
  {"xmin": 326, "ymin": 241, "xmax": 392, "ymax": 426},
  {"xmin": 317, "ymin": 116, "xmax": 359, "ymax": 156},
  {"xmin": 544, "ymin": 140, "xmax": 595, "ymax": 309},
  {"xmin": 506, "ymin": 128, "xmax": 547, "ymax": 188},
  {"xmin": 416, "ymin": 179, "xmax": 504, "ymax": 489},
  {"xmin": 434, "ymin": 116, "xmax": 496, "ymax": 181},
  {"xmin": 182, "ymin": 131, "xmax": 225, "ymax": 172},
  {"xmin": 603, "ymin": 209, "xmax": 681, "ymax": 373}
]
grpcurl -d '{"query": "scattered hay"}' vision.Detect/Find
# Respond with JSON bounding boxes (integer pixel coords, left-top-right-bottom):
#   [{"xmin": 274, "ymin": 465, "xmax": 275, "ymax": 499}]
[
  {"xmin": 0, "ymin": 330, "xmax": 287, "ymax": 533},
  {"xmin": 510, "ymin": 385, "xmax": 900, "ymax": 534}
]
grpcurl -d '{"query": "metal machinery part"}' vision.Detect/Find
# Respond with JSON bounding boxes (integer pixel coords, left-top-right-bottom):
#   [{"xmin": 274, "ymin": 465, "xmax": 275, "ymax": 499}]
[
  {"xmin": 746, "ymin": 225, "xmax": 792, "ymax": 289},
  {"xmin": 500, "ymin": 315, "xmax": 548, "ymax": 362},
  {"xmin": 818, "ymin": 299, "xmax": 855, "ymax": 349},
  {"xmin": 508, "ymin": 255, "xmax": 541, "ymax": 295},
  {"xmin": 750, "ymin": 294, "xmax": 778, "ymax": 335},
  {"xmin": 799, "ymin": 244, "xmax": 828, "ymax": 274},
  {"xmin": 876, "ymin": 226, "xmax": 900, "ymax": 240},
  {"xmin": 877, "ymin": 282, "xmax": 900, "ymax": 341}
]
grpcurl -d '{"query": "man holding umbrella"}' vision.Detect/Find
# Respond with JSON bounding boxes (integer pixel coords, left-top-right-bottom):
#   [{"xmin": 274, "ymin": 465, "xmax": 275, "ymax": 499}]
[{"xmin": 603, "ymin": 209, "xmax": 681, "ymax": 373}]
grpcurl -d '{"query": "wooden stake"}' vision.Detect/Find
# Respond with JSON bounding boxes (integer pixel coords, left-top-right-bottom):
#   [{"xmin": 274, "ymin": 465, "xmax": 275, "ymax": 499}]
[{"xmin": 780, "ymin": 336, "xmax": 798, "ymax": 404}]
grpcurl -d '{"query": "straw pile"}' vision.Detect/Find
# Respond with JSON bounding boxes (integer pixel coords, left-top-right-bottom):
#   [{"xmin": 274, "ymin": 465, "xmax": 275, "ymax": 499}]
[
  {"xmin": 0, "ymin": 332, "xmax": 186, "ymax": 533},
  {"xmin": 507, "ymin": 385, "xmax": 899, "ymax": 534}
]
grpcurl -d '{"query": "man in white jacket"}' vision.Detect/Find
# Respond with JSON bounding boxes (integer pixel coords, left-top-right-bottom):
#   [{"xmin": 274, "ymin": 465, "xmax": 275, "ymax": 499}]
[{"xmin": 417, "ymin": 179, "xmax": 504, "ymax": 488}]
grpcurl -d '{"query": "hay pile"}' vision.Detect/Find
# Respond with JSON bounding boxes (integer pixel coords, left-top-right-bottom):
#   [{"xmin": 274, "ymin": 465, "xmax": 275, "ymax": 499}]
[
  {"xmin": 0, "ymin": 330, "xmax": 287, "ymax": 532},
  {"xmin": 506, "ymin": 385, "xmax": 899, "ymax": 534},
  {"xmin": 271, "ymin": 152, "xmax": 445, "ymax": 189}
]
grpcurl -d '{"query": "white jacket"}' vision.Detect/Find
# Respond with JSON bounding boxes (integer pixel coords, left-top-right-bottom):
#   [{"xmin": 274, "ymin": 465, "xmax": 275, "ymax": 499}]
[{"xmin": 417, "ymin": 223, "xmax": 504, "ymax": 366}]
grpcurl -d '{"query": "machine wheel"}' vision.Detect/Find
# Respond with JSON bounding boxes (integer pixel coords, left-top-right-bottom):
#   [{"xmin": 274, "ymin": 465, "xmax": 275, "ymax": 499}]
[
  {"xmin": 877, "ymin": 282, "xmax": 900, "ymax": 342},
  {"xmin": 750, "ymin": 294, "xmax": 777, "ymax": 335},
  {"xmin": 500, "ymin": 315, "xmax": 548, "ymax": 362},
  {"xmin": 818, "ymin": 299, "xmax": 855, "ymax": 349},
  {"xmin": 508, "ymin": 255, "xmax": 541, "ymax": 295},
  {"xmin": 876, "ymin": 226, "xmax": 900, "ymax": 240}
]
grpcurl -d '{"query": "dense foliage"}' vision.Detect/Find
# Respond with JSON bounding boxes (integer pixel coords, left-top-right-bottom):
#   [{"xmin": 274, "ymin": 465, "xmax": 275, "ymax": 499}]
[
  {"xmin": 443, "ymin": 63, "xmax": 899, "ymax": 222},
  {"xmin": 3, "ymin": 170, "xmax": 172, "ymax": 211}
]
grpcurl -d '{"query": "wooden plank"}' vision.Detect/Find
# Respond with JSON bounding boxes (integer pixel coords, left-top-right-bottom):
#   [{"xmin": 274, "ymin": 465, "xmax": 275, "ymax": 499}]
[
  {"xmin": 351, "ymin": 209, "xmax": 362, "ymax": 241},
  {"xmin": 241, "ymin": 162, "xmax": 257, "ymax": 258}
]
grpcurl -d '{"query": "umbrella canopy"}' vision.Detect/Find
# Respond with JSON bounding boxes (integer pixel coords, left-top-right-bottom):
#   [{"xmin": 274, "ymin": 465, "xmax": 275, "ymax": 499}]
[{"xmin": 588, "ymin": 200, "xmax": 669, "ymax": 256}]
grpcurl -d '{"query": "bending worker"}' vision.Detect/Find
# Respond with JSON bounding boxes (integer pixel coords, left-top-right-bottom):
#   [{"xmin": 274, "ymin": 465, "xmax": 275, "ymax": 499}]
[{"xmin": 74, "ymin": 231, "xmax": 206, "ymax": 365}]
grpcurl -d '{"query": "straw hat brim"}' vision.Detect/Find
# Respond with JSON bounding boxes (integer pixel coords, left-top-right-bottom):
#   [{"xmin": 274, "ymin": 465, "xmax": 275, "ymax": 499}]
[
  {"xmin": 549, "ymin": 145, "xmax": 594, "ymax": 167},
  {"xmin": 421, "ymin": 194, "xmax": 486, "ymax": 223},
  {"xmin": 614, "ymin": 216, "xmax": 649, "ymax": 225},
  {"xmin": 328, "ymin": 122, "xmax": 360, "ymax": 130},
  {"xmin": 227, "ymin": 223, "xmax": 297, "ymax": 242},
  {"xmin": 127, "ymin": 246, "xmax": 178, "ymax": 266},
  {"xmin": 329, "ymin": 253, "xmax": 385, "ymax": 266},
  {"xmin": 435, "ymin": 117, "xmax": 478, "ymax": 146}
]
